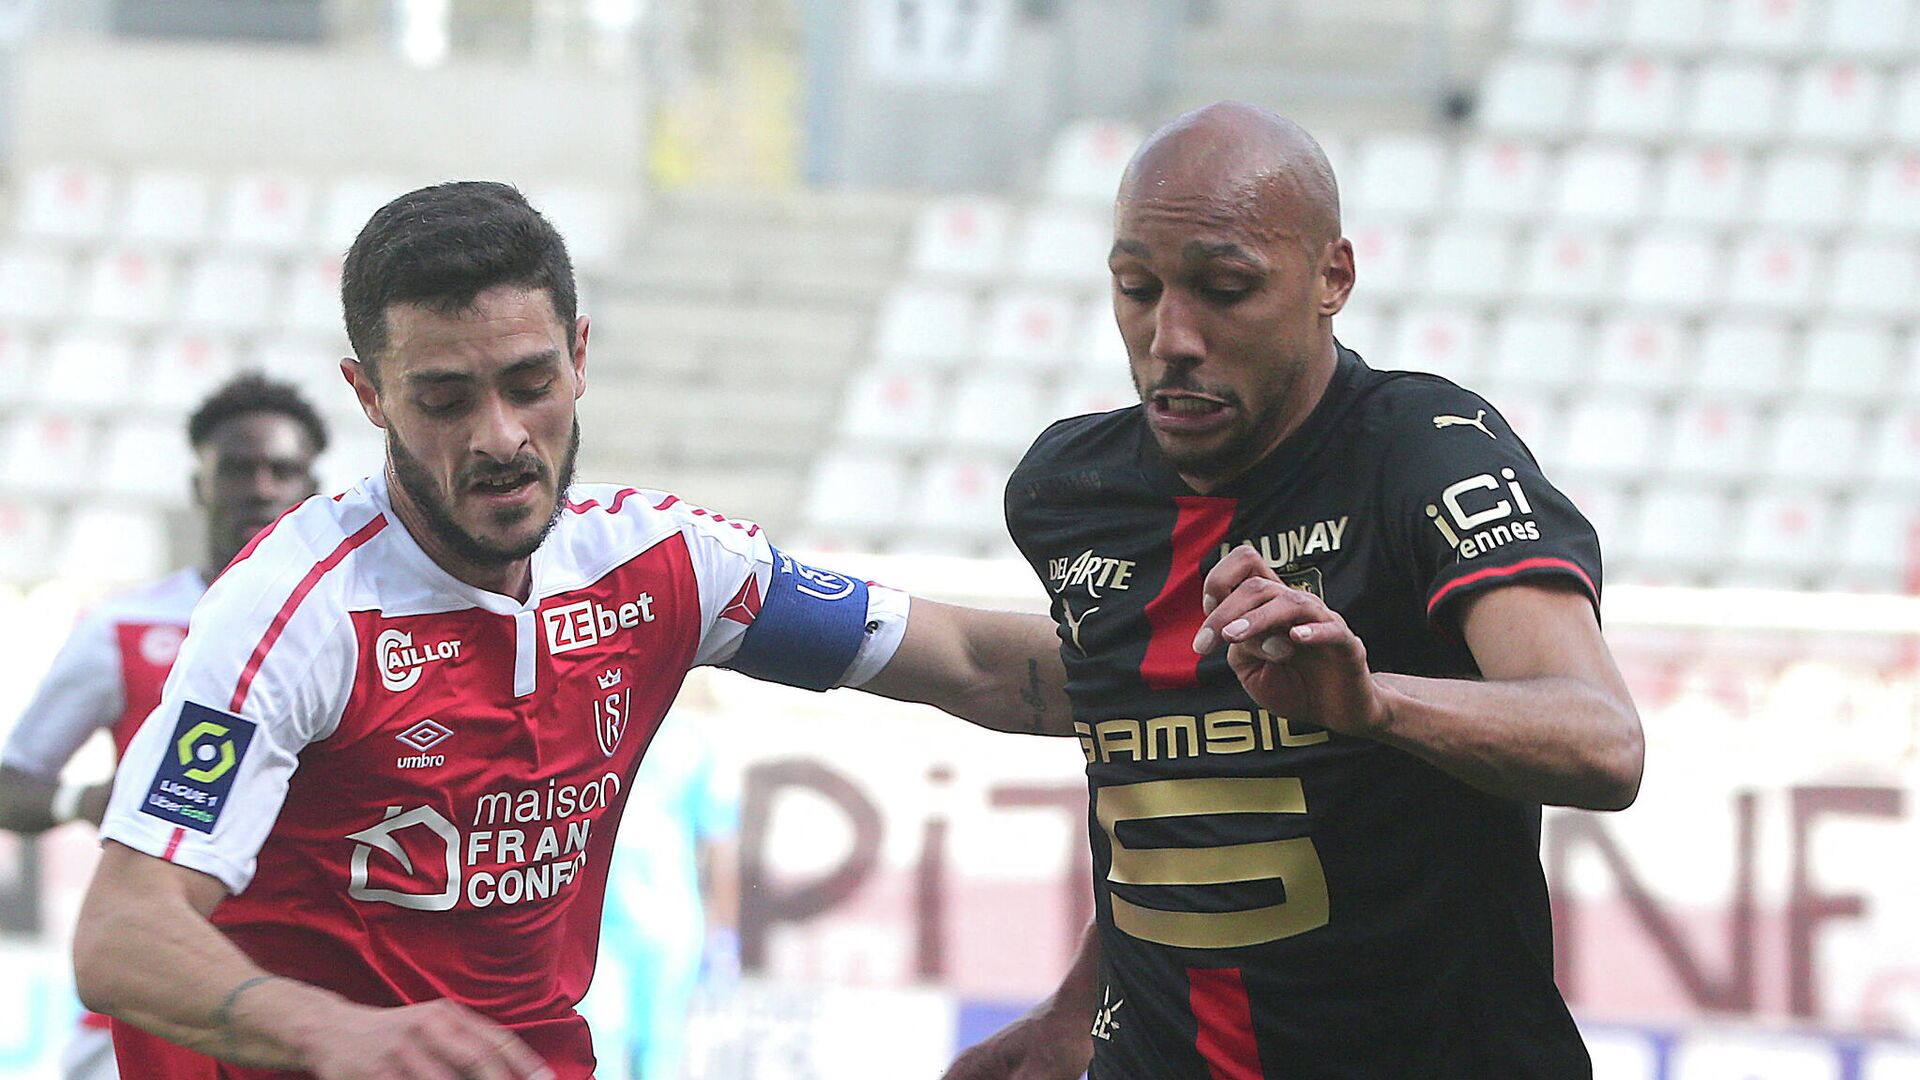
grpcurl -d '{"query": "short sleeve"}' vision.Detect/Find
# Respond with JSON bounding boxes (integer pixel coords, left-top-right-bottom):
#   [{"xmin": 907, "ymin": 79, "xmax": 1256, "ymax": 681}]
[
  {"xmin": 1, "ymin": 611, "xmax": 122, "ymax": 777},
  {"xmin": 1382, "ymin": 381, "xmax": 1602, "ymax": 628},
  {"xmin": 99, "ymin": 522, "xmax": 359, "ymax": 893}
]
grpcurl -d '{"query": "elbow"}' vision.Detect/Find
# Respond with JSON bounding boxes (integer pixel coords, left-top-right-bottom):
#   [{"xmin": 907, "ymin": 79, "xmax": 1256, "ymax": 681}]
[
  {"xmin": 71, "ymin": 912, "xmax": 120, "ymax": 1017},
  {"xmin": 1585, "ymin": 707, "xmax": 1645, "ymax": 812}
]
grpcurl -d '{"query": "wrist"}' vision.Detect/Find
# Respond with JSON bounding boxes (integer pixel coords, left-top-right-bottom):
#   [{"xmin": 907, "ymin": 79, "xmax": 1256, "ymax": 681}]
[
  {"xmin": 229, "ymin": 978, "xmax": 350, "ymax": 1065},
  {"xmin": 1365, "ymin": 675, "xmax": 1405, "ymax": 740}
]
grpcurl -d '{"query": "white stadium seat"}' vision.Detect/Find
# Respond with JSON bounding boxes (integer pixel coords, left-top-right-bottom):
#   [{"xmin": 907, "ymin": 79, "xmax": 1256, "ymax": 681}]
[
  {"xmin": 1594, "ymin": 315, "xmax": 1690, "ymax": 396},
  {"xmin": 1052, "ymin": 373, "xmax": 1137, "ymax": 422},
  {"xmin": 1727, "ymin": 233, "xmax": 1822, "ymax": 313},
  {"xmin": 318, "ymin": 175, "xmax": 408, "ymax": 253},
  {"xmin": 1721, "ymin": 0, "xmax": 1818, "ymax": 57},
  {"xmin": 1071, "ymin": 296, "xmax": 1129, "ymax": 376},
  {"xmin": 1632, "ymin": 483, "xmax": 1735, "ymax": 578},
  {"xmin": 1827, "ymin": 240, "xmax": 1919, "ymax": 319},
  {"xmin": 0, "ymin": 500, "xmax": 56, "ymax": 582},
  {"xmin": 181, "ymin": 254, "xmax": 279, "ymax": 333},
  {"xmin": 121, "ymin": 169, "xmax": 213, "ymax": 248},
  {"xmin": 525, "ymin": 184, "xmax": 622, "ymax": 270},
  {"xmin": 1418, "ymin": 223, "xmax": 1517, "ymax": 304},
  {"xmin": 1620, "ymin": 0, "xmax": 1713, "ymax": 54},
  {"xmin": 1012, "ymin": 205, "xmax": 1109, "ymax": 286},
  {"xmin": 0, "ymin": 413, "xmax": 95, "ymax": 497},
  {"xmin": 56, "ymin": 506, "xmax": 169, "ymax": 585},
  {"xmin": 1665, "ymin": 399, "xmax": 1761, "ymax": 481},
  {"xmin": 835, "ymin": 370, "xmax": 942, "ymax": 449},
  {"xmin": 1695, "ymin": 318, "xmax": 1795, "ymax": 402},
  {"xmin": 39, "ymin": 332, "xmax": 135, "ymax": 412},
  {"xmin": 1486, "ymin": 310, "xmax": 1587, "ymax": 393},
  {"xmin": 1346, "ymin": 220, "xmax": 1421, "ymax": 300},
  {"xmin": 15, "ymin": 164, "xmax": 113, "ymax": 243},
  {"xmin": 255, "ymin": 336, "xmax": 358, "ymax": 424},
  {"xmin": 219, "ymin": 173, "xmax": 317, "ymax": 252},
  {"xmin": 1453, "ymin": 140, "xmax": 1551, "ymax": 221},
  {"xmin": 980, "ymin": 289, "xmax": 1077, "ymax": 371},
  {"xmin": 1388, "ymin": 307, "xmax": 1484, "ymax": 383},
  {"xmin": 1479, "ymin": 57, "xmax": 1581, "ymax": 137},
  {"xmin": 98, "ymin": 418, "xmax": 192, "ymax": 506},
  {"xmin": 1552, "ymin": 145, "xmax": 1653, "ymax": 225},
  {"xmin": 1868, "ymin": 408, "xmax": 1920, "ymax": 490},
  {"xmin": 1559, "ymin": 481, "xmax": 1633, "ymax": 563},
  {"xmin": 284, "ymin": 254, "xmax": 345, "ymax": 337},
  {"xmin": 81, "ymin": 247, "xmax": 175, "ymax": 327},
  {"xmin": 0, "ymin": 246, "xmax": 76, "ymax": 323},
  {"xmin": 1861, "ymin": 151, "xmax": 1920, "ymax": 234},
  {"xmin": 1794, "ymin": 321, "xmax": 1900, "ymax": 406},
  {"xmin": 1622, "ymin": 229, "xmax": 1721, "ymax": 313},
  {"xmin": 1654, "ymin": 145, "xmax": 1754, "ymax": 226},
  {"xmin": 0, "ymin": 327, "xmax": 31, "ymax": 408},
  {"xmin": 1487, "ymin": 391, "xmax": 1561, "ymax": 465},
  {"xmin": 903, "ymin": 455, "xmax": 1011, "ymax": 544},
  {"xmin": 1562, "ymin": 398, "xmax": 1661, "ymax": 478},
  {"xmin": 909, "ymin": 197, "xmax": 1011, "ymax": 280},
  {"xmin": 947, "ymin": 372, "xmax": 1045, "ymax": 454},
  {"xmin": 1731, "ymin": 492, "xmax": 1836, "ymax": 587},
  {"xmin": 874, "ymin": 285, "xmax": 977, "ymax": 370},
  {"xmin": 1755, "ymin": 151, "xmax": 1856, "ymax": 232},
  {"xmin": 1764, "ymin": 406, "xmax": 1865, "ymax": 483},
  {"xmin": 1044, "ymin": 120, "xmax": 1142, "ymax": 204},
  {"xmin": 1836, "ymin": 496, "xmax": 1920, "ymax": 592},
  {"xmin": 1588, "ymin": 56, "xmax": 1683, "ymax": 138},
  {"xmin": 1822, "ymin": 0, "xmax": 1915, "ymax": 59},
  {"xmin": 148, "ymin": 333, "xmax": 242, "ymax": 414},
  {"xmin": 1687, "ymin": 61, "xmax": 1787, "ymax": 143},
  {"xmin": 1515, "ymin": 0, "xmax": 1618, "ymax": 50},
  {"xmin": 1787, "ymin": 62, "xmax": 1888, "ymax": 147},
  {"xmin": 1348, "ymin": 134, "xmax": 1449, "ymax": 219},
  {"xmin": 801, "ymin": 450, "xmax": 908, "ymax": 538},
  {"xmin": 1520, "ymin": 226, "xmax": 1617, "ymax": 304},
  {"xmin": 1894, "ymin": 68, "xmax": 1920, "ymax": 143}
]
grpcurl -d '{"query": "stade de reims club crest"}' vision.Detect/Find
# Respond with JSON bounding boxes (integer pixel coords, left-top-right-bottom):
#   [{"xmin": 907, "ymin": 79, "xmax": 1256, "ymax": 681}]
[{"xmin": 593, "ymin": 668, "xmax": 629, "ymax": 757}]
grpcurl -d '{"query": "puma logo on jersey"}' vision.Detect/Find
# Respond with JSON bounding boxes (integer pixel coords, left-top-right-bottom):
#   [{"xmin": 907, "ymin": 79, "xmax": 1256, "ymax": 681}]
[
  {"xmin": 1058, "ymin": 597, "xmax": 1099, "ymax": 653},
  {"xmin": 1092, "ymin": 986, "xmax": 1124, "ymax": 1041},
  {"xmin": 1432, "ymin": 409, "xmax": 1495, "ymax": 439}
]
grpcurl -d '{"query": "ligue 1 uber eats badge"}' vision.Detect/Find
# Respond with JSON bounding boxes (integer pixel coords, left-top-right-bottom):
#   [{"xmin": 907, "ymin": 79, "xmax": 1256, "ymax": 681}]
[{"xmin": 142, "ymin": 702, "xmax": 258, "ymax": 834}]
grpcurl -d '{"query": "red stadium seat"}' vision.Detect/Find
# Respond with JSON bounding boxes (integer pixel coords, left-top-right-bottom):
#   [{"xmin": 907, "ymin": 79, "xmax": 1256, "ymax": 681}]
[
  {"xmin": 1694, "ymin": 317, "xmax": 1794, "ymax": 403},
  {"xmin": 1665, "ymin": 399, "xmax": 1761, "ymax": 482},
  {"xmin": 1487, "ymin": 310, "xmax": 1587, "ymax": 393},
  {"xmin": 1860, "ymin": 151, "xmax": 1920, "ymax": 235},
  {"xmin": 909, "ymin": 197, "xmax": 1011, "ymax": 281},
  {"xmin": 1479, "ymin": 57, "xmax": 1582, "ymax": 137},
  {"xmin": 1687, "ymin": 60, "xmax": 1788, "ymax": 143},
  {"xmin": 1515, "ymin": 0, "xmax": 1618, "ymax": 51},
  {"xmin": 219, "ymin": 172, "xmax": 317, "ymax": 252},
  {"xmin": 1620, "ymin": 0, "xmax": 1712, "ymax": 54},
  {"xmin": 979, "ymin": 289, "xmax": 1077, "ymax": 372},
  {"xmin": 81, "ymin": 246, "xmax": 176, "ymax": 327},
  {"xmin": 148, "ymin": 333, "xmax": 242, "ymax": 415},
  {"xmin": 1727, "ymin": 232, "xmax": 1822, "ymax": 314},
  {"xmin": 1520, "ymin": 226, "xmax": 1618, "ymax": 305},
  {"xmin": 873, "ymin": 285, "xmax": 977, "ymax": 371},
  {"xmin": 1822, "ymin": 0, "xmax": 1914, "ymax": 60},
  {"xmin": 1418, "ymin": 223, "xmax": 1517, "ymax": 304},
  {"xmin": 1655, "ymin": 145, "xmax": 1755, "ymax": 227},
  {"xmin": 40, "ymin": 332, "xmax": 135, "ymax": 412},
  {"xmin": 1721, "ymin": 0, "xmax": 1818, "ymax": 57},
  {"xmin": 1588, "ymin": 56, "xmax": 1683, "ymax": 138},
  {"xmin": 181, "ymin": 253, "xmax": 280, "ymax": 334},
  {"xmin": 1787, "ymin": 62, "xmax": 1888, "ymax": 148},
  {"xmin": 15, "ymin": 164, "xmax": 114, "ymax": 243},
  {"xmin": 0, "ymin": 245, "xmax": 77, "ymax": 324},
  {"xmin": 1453, "ymin": 140, "xmax": 1551, "ymax": 222},
  {"xmin": 1594, "ymin": 315, "xmax": 1691, "ymax": 396},
  {"xmin": 1622, "ymin": 229, "xmax": 1723, "ymax": 314},
  {"xmin": 1553, "ymin": 145, "xmax": 1653, "ymax": 225},
  {"xmin": 122, "ymin": 169, "xmax": 213, "ymax": 249}
]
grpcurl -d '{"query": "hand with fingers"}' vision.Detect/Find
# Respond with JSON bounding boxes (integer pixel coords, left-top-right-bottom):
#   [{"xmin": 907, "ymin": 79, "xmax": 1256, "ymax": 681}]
[
  {"xmin": 1191, "ymin": 544, "xmax": 1391, "ymax": 738},
  {"xmin": 302, "ymin": 999, "xmax": 554, "ymax": 1080}
]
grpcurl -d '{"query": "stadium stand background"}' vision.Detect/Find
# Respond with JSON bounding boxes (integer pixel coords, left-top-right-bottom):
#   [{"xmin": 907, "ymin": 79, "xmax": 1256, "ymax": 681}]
[{"xmin": 1, "ymin": 1, "xmax": 1918, "ymax": 1077}]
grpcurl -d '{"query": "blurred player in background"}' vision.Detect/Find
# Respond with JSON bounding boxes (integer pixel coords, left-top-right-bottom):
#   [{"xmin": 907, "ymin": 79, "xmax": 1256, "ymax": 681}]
[
  {"xmin": 585, "ymin": 713, "xmax": 738, "ymax": 1080},
  {"xmin": 945, "ymin": 102, "xmax": 1644, "ymax": 1080},
  {"xmin": 0, "ymin": 374, "xmax": 326, "ymax": 1080}
]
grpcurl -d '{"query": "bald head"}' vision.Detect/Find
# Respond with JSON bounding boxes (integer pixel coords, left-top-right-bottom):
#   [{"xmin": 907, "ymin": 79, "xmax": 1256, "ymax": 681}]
[{"xmin": 1118, "ymin": 102, "xmax": 1341, "ymax": 249}]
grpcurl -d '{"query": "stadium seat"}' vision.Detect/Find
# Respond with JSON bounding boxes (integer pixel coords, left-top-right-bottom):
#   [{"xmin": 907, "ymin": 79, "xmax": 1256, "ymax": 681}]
[
  {"xmin": 1665, "ymin": 399, "xmax": 1761, "ymax": 481},
  {"xmin": 0, "ymin": 327, "xmax": 31, "ymax": 408},
  {"xmin": 980, "ymin": 289, "xmax": 1077, "ymax": 371},
  {"xmin": 15, "ymin": 164, "xmax": 113, "ymax": 243},
  {"xmin": 1731, "ymin": 491, "xmax": 1836, "ymax": 587},
  {"xmin": 1867, "ymin": 407, "xmax": 1920, "ymax": 490},
  {"xmin": 219, "ymin": 173, "xmax": 316, "ymax": 252},
  {"xmin": 1486, "ymin": 310, "xmax": 1587, "ymax": 393},
  {"xmin": 1654, "ymin": 145, "xmax": 1754, "ymax": 226},
  {"xmin": 1052, "ymin": 372, "xmax": 1137, "ymax": 422},
  {"xmin": 524, "ymin": 184, "xmax": 622, "ymax": 270},
  {"xmin": 1044, "ymin": 120, "xmax": 1142, "ymax": 204},
  {"xmin": 255, "ymin": 336, "xmax": 358, "ymax": 423},
  {"xmin": 800, "ymin": 450, "xmax": 908, "ymax": 538},
  {"xmin": 1687, "ymin": 61, "xmax": 1788, "ymax": 143},
  {"xmin": 148, "ymin": 333, "xmax": 242, "ymax": 414},
  {"xmin": 1346, "ymin": 220, "xmax": 1420, "ymax": 300},
  {"xmin": 55, "ymin": 506, "xmax": 169, "ymax": 584},
  {"xmin": 836, "ymin": 370, "xmax": 943, "ymax": 449},
  {"xmin": 1764, "ymin": 406, "xmax": 1864, "ymax": 483},
  {"xmin": 1453, "ymin": 140, "xmax": 1551, "ymax": 221},
  {"xmin": 39, "ymin": 332, "xmax": 135, "ymax": 412},
  {"xmin": 1786, "ymin": 62, "xmax": 1888, "ymax": 147},
  {"xmin": 1558, "ymin": 480, "xmax": 1633, "ymax": 562},
  {"xmin": 0, "ymin": 246, "xmax": 76, "ymax": 323},
  {"xmin": 1727, "ymin": 233, "xmax": 1822, "ymax": 313},
  {"xmin": 0, "ymin": 500, "xmax": 55, "ymax": 582},
  {"xmin": 1594, "ymin": 315, "xmax": 1690, "ymax": 396},
  {"xmin": 1861, "ymin": 150, "xmax": 1920, "ymax": 234},
  {"xmin": 1834, "ymin": 496, "xmax": 1920, "ymax": 591},
  {"xmin": 1418, "ymin": 223, "xmax": 1517, "ymax": 303},
  {"xmin": 1794, "ymin": 320, "xmax": 1900, "ymax": 406},
  {"xmin": 1588, "ymin": 56, "xmax": 1684, "ymax": 138},
  {"xmin": 1388, "ymin": 307, "xmax": 1484, "ymax": 383},
  {"xmin": 902, "ymin": 455, "xmax": 1012, "ymax": 544},
  {"xmin": 1520, "ymin": 226, "xmax": 1617, "ymax": 304},
  {"xmin": 81, "ymin": 247, "xmax": 175, "ymax": 327},
  {"xmin": 0, "ymin": 412, "xmax": 95, "ymax": 497},
  {"xmin": 1822, "ymin": 0, "xmax": 1915, "ymax": 59},
  {"xmin": 947, "ymin": 372, "xmax": 1045, "ymax": 454},
  {"xmin": 1348, "ymin": 134, "xmax": 1449, "ymax": 219},
  {"xmin": 1515, "ymin": 0, "xmax": 1617, "ymax": 50},
  {"xmin": 1620, "ymin": 0, "xmax": 1713, "ymax": 53},
  {"xmin": 1721, "ymin": 0, "xmax": 1818, "ymax": 57},
  {"xmin": 98, "ymin": 418, "xmax": 192, "ymax": 506},
  {"xmin": 318, "ymin": 175, "xmax": 408, "ymax": 252},
  {"xmin": 1894, "ymin": 68, "xmax": 1920, "ymax": 143},
  {"xmin": 1479, "ymin": 56, "xmax": 1581, "ymax": 136},
  {"xmin": 1487, "ymin": 391, "xmax": 1562, "ymax": 465},
  {"xmin": 121, "ymin": 169, "xmax": 214, "ymax": 248},
  {"xmin": 1012, "ymin": 205, "xmax": 1110, "ymax": 286},
  {"xmin": 284, "ymin": 254, "xmax": 346, "ymax": 337},
  {"xmin": 1827, "ymin": 240, "xmax": 1919, "ymax": 318},
  {"xmin": 1632, "ymin": 483, "xmax": 1735, "ymax": 578},
  {"xmin": 181, "ymin": 254, "xmax": 279, "ymax": 333},
  {"xmin": 1756, "ymin": 151, "xmax": 1856, "ymax": 232},
  {"xmin": 1622, "ymin": 229, "xmax": 1721, "ymax": 313},
  {"xmin": 1071, "ymin": 296, "xmax": 1129, "ymax": 376},
  {"xmin": 1332, "ymin": 306, "xmax": 1390, "ymax": 364},
  {"xmin": 1562, "ymin": 398, "xmax": 1662, "ymax": 478},
  {"xmin": 909, "ymin": 197, "xmax": 1012, "ymax": 280},
  {"xmin": 1552, "ymin": 145, "xmax": 1653, "ymax": 225},
  {"xmin": 1694, "ymin": 318, "xmax": 1795, "ymax": 402},
  {"xmin": 874, "ymin": 285, "xmax": 978, "ymax": 370}
]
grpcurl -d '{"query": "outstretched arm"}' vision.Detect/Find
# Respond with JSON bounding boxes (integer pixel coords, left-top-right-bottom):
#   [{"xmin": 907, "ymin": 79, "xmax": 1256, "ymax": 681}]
[
  {"xmin": 860, "ymin": 600, "xmax": 1074, "ymax": 736},
  {"xmin": 0, "ymin": 765, "xmax": 110, "ymax": 833}
]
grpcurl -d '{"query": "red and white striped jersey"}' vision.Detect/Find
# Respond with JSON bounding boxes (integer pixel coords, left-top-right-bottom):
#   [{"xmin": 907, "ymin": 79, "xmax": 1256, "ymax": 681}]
[{"xmin": 100, "ymin": 473, "xmax": 907, "ymax": 1076}]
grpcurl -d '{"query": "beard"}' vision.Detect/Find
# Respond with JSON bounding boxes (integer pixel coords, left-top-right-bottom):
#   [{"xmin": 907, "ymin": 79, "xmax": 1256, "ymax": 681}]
[
  {"xmin": 387, "ymin": 420, "xmax": 579, "ymax": 568},
  {"xmin": 1138, "ymin": 366, "xmax": 1299, "ymax": 485}
]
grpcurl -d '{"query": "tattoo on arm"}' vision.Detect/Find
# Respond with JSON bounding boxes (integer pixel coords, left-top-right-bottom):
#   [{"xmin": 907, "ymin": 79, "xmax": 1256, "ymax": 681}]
[
  {"xmin": 1019, "ymin": 658, "xmax": 1047, "ymax": 733},
  {"xmin": 211, "ymin": 974, "xmax": 283, "ymax": 1033}
]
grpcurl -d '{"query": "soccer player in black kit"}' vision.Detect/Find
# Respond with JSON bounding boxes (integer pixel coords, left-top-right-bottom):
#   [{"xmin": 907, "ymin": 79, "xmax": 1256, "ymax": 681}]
[{"xmin": 942, "ymin": 104, "xmax": 1645, "ymax": 1080}]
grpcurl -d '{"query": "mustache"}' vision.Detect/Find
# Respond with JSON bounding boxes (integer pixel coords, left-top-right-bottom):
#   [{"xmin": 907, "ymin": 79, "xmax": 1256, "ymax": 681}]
[
  {"xmin": 460, "ymin": 456, "xmax": 547, "ymax": 487},
  {"xmin": 1145, "ymin": 374, "xmax": 1241, "ymax": 404}
]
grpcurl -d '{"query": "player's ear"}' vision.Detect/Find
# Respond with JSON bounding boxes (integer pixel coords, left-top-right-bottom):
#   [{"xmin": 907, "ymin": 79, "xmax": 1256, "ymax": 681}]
[
  {"xmin": 341, "ymin": 357, "xmax": 387, "ymax": 430},
  {"xmin": 1318, "ymin": 237, "xmax": 1355, "ymax": 318},
  {"xmin": 571, "ymin": 315, "xmax": 589, "ymax": 400}
]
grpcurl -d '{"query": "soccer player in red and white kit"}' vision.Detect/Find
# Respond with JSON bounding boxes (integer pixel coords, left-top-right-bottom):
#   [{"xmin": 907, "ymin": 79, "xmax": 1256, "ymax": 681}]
[
  {"xmin": 73, "ymin": 182, "xmax": 1070, "ymax": 1079},
  {"xmin": 1, "ymin": 375, "xmax": 325, "ymax": 1080}
]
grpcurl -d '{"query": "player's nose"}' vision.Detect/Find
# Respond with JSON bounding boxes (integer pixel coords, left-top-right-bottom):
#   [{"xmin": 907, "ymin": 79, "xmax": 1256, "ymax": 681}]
[
  {"xmin": 470, "ymin": 389, "xmax": 532, "ymax": 461},
  {"xmin": 1148, "ymin": 290, "xmax": 1206, "ymax": 367}
]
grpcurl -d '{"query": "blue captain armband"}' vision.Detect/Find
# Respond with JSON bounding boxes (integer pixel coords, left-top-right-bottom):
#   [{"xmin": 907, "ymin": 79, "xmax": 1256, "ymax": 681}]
[{"xmin": 725, "ymin": 549, "xmax": 872, "ymax": 692}]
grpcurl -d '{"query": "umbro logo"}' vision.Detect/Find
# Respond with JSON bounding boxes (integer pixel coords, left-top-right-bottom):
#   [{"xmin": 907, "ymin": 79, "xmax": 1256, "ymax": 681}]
[
  {"xmin": 1432, "ymin": 409, "xmax": 1495, "ymax": 439},
  {"xmin": 395, "ymin": 719, "xmax": 452, "ymax": 768}
]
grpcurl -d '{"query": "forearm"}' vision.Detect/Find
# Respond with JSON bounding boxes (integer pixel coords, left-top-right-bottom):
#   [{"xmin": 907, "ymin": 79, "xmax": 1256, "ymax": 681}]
[
  {"xmin": 0, "ymin": 766, "xmax": 58, "ymax": 832},
  {"xmin": 1371, "ymin": 672, "xmax": 1642, "ymax": 810},
  {"xmin": 864, "ymin": 603, "xmax": 1075, "ymax": 736}
]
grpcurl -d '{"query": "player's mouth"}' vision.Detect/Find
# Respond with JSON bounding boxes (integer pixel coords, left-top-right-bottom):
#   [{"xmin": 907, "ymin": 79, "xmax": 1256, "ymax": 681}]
[
  {"xmin": 1149, "ymin": 391, "xmax": 1234, "ymax": 434},
  {"xmin": 468, "ymin": 467, "xmax": 542, "ymax": 506}
]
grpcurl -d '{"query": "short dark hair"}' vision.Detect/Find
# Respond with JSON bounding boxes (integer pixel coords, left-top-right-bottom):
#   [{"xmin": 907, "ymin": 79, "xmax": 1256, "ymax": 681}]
[
  {"xmin": 187, "ymin": 372, "xmax": 330, "ymax": 455},
  {"xmin": 340, "ymin": 181, "xmax": 577, "ymax": 375}
]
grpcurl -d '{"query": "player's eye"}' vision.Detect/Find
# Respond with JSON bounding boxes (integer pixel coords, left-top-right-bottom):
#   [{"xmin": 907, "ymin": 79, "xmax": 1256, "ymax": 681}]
[
  {"xmin": 417, "ymin": 395, "xmax": 468, "ymax": 415},
  {"xmin": 1115, "ymin": 277, "xmax": 1160, "ymax": 302},
  {"xmin": 511, "ymin": 380, "xmax": 556, "ymax": 403}
]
